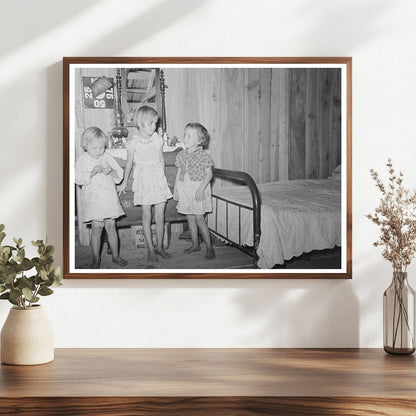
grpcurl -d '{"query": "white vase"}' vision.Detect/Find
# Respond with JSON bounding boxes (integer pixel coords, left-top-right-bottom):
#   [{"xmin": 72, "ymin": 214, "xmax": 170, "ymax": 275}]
[{"xmin": 1, "ymin": 305, "xmax": 54, "ymax": 365}]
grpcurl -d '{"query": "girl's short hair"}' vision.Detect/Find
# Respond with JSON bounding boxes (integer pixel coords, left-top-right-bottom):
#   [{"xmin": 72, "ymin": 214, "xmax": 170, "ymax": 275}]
[
  {"xmin": 135, "ymin": 105, "xmax": 159, "ymax": 126},
  {"xmin": 186, "ymin": 122, "xmax": 210, "ymax": 148},
  {"xmin": 81, "ymin": 127, "xmax": 107, "ymax": 150}
]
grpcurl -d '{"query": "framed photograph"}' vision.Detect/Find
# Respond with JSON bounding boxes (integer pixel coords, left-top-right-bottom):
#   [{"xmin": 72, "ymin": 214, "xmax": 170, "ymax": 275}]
[{"xmin": 63, "ymin": 57, "xmax": 352, "ymax": 279}]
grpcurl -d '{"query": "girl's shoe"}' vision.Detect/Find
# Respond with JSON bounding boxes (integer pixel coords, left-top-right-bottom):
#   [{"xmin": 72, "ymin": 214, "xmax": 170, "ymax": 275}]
[
  {"xmin": 205, "ymin": 247, "xmax": 216, "ymax": 260},
  {"xmin": 184, "ymin": 245, "xmax": 201, "ymax": 254},
  {"xmin": 147, "ymin": 251, "xmax": 159, "ymax": 262},
  {"xmin": 155, "ymin": 248, "xmax": 172, "ymax": 259},
  {"xmin": 112, "ymin": 256, "xmax": 128, "ymax": 267}
]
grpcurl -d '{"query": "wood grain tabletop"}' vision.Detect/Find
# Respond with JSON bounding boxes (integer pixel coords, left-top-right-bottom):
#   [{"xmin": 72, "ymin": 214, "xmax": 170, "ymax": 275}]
[{"xmin": 1, "ymin": 348, "xmax": 415, "ymax": 415}]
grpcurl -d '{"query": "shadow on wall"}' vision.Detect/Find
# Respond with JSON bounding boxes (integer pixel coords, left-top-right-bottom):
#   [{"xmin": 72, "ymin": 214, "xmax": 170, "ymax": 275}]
[
  {"xmin": 80, "ymin": 0, "xmax": 205, "ymax": 56},
  {"xmin": 1, "ymin": 0, "xmax": 101, "ymax": 56},
  {"xmin": 288, "ymin": 0, "xmax": 394, "ymax": 52},
  {"xmin": 1, "ymin": 0, "xmax": 204, "ymax": 56},
  {"xmin": 56, "ymin": 277, "xmax": 359, "ymax": 348},
  {"xmin": 232, "ymin": 280, "xmax": 359, "ymax": 347}
]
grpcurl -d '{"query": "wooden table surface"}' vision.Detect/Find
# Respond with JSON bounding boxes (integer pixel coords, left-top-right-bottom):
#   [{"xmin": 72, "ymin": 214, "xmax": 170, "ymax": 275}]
[{"xmin": 1, "ymin": 348, "xmax": 415, "ymax": 415}]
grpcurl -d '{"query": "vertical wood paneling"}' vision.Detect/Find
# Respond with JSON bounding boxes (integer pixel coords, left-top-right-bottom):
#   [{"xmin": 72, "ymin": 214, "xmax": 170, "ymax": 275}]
[
  {"xmin": 289, "ymin": 69, "xmax": 306, "ymax": 180},
  {"xmin": 219, "ymin": 68, "xmax": 244, "ymax": 172},
  {"xmin": 195, "ymin": 69, "xmax": 206, "ymax": 126},
  {"xmin": 183, "ymin": 68, "xmax": 200, "ymax": 124},
  {"xmin": 331, "ymin": 69, "xmax": 342, "ymax": 171},
  {"xmin": 319, "ymin": 69, "xmax": 333, "ymax": 179},
  {"xmin": 161, "ymin": 67, "xmax": 341, "ymax": 185},
  {"xmin": 165, "ymin": 69, "xmax": 186, "ymax": 139},
  {"xmin": 202, "ymin": 69, "xmax": 221, "ymax": 169},
  {"xmin": 305, "ymin": 69, "xmax": 320, "ymax": 179},
  {"xmin": 258, "ymin": 69, "xmax": 271, "ymax": 183},
  {"xmin": 274, "ymin": 69, "xmax": 290, "ymax": 181},
  {"xmin": 121, "ymin": 68, "xmax": 134, "ymax": 125},
  {"xmin": 269, "ymin": 71, "xmax": 280, "ymax": 181},
  {"xmin": 242, "ymin": 69, "xmax": 250, "ymax": 179},
  {"xmin": 74, "ymin": 69, "xmax": 87, "ymax": 245},
  {"xmin": 74, "ymin": 69, "xmax": 85, "ymax": 161},
  {"xmin": 75, "ymin": 69, "xmax": 85, "ymax": 129},
  {"xmin": 243, "ymin": 69, "xmax": 261, "ymax": 182}
]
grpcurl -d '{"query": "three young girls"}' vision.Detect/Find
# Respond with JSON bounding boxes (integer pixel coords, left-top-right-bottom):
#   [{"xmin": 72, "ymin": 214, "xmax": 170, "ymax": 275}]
[
  {"xmin": 75, "ymin": 127, "xmax": 128, "ymax": 269},
  {"xmin": 77, "ymin": 113, "xmax": 216, "ymax": 266}
]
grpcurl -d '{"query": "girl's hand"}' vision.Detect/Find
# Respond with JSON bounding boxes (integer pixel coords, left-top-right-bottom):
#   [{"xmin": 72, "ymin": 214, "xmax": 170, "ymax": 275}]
[
  {"xmin": 195, "ymin": 187, "xmax": 204, "ymax": 202},
  {"xmin": 103, "ymin": 166, "xmax": 112, "ymax": 175},
  {"xmin": 91, "ymin": 165, "xmax": 103, "ymax": 178},
  {"xmin": 173, "ymin": 186, "xmax": 178, "ymax": 201},
  {"xmin": 117, "ymin": 181, "xmax": 127, "ymax": 195}
]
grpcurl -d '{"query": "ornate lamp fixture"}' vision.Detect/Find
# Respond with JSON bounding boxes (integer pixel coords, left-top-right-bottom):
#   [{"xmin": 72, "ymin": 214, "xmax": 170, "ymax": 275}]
[
  {"xmin": 159, "ymin": 69, "xmax": 167, "ymax": 133},
  {"xmin": 111, "ymin": 68, "xmax": 129, "ymax": 147},
  {"xmin": 90, "ymin": 70, "xmax": 128, "ymax": 148}
]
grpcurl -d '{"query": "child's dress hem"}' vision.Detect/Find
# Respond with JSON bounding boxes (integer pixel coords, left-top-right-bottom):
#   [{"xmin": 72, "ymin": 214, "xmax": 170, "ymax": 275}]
[{"xmin": 176, "ymin": 173, "xmax": 212, "ymax": 215}]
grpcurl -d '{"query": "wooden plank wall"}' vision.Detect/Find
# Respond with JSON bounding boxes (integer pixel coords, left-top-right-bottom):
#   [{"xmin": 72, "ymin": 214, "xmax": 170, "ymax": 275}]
[
  {"xmin": 164, "ymin": 68, "xmax": 341, "ymax": 184},
  {"xmin": 74, "ymin": 67, "xmax": 341, "ymax": 184}
]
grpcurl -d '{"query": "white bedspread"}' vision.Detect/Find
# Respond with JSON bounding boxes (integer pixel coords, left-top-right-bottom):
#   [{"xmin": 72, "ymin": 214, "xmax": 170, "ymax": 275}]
[{"xmin": 208, "ymin": 178, "xmax": 341, "ymax": 268}]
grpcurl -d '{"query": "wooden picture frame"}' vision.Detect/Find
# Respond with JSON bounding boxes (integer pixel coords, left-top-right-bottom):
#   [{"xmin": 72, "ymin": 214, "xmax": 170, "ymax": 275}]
[{"xmin": 63, "ymin": 57, "xmax": 352, "ymax": 279}]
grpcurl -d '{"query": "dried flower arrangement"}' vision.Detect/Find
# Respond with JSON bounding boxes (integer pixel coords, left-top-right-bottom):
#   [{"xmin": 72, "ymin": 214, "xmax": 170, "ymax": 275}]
[{"xmin": 366, "ymin": 159, "xmax": 416, "ymax": 272}]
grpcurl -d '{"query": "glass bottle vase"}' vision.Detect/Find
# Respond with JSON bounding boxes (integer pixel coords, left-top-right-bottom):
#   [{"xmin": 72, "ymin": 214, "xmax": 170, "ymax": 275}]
[{"xmin": 383, "ymin": 271, "xmax": 416, "ymax": 355}]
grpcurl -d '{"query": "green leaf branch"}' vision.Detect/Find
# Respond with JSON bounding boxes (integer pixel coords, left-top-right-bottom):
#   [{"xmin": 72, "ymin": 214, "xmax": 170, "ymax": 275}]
[{"xmin": 0, "ymin": 224, "xmax": 62, "ymax": 309}]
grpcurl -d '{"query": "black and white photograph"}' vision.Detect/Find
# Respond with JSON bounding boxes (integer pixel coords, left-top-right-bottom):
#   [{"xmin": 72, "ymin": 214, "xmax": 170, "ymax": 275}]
[{"xmin": 63, "ymin": 58, "xmax": 352, "ymax": 278}]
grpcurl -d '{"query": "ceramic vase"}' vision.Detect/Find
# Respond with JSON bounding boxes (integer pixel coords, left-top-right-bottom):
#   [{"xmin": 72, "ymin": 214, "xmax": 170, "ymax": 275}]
[
  {"xmin": 1, "ymin": 305, "xmax": 54, "ymax": 365},
  {"xmin": 383, "ymin": 271, "xmax": 416, "ymax": 355}
]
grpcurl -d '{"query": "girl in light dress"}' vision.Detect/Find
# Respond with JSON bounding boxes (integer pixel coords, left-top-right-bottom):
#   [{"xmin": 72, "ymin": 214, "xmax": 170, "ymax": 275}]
[
  {"xmin": 174, "ymin": 123, "xmax": 215, "ymax": 260},
  {"xmin": 118, "ymin": 106, "xmax": 172, "ymax": 262},
  {"xmin": 75, "ymin": 127, "xmax": 128, "ymax": 269}
]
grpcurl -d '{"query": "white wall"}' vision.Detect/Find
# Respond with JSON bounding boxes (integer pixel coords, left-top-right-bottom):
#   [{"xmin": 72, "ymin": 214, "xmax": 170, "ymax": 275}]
[{"xmin": 1, "ymin": 0, "xmax": 415, "ymax": 348}]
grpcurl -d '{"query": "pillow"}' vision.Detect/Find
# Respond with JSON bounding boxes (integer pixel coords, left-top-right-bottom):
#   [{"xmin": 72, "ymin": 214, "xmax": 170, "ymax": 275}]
[{"xmin": 329, "ymin": 164, "xmax": 341, "ymax": 179}]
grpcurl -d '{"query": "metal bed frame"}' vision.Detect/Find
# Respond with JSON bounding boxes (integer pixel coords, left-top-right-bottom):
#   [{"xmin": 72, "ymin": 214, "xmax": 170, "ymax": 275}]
[{"xmin": 209, "ymin": 168, "xmax": 261, "ymax": 268}]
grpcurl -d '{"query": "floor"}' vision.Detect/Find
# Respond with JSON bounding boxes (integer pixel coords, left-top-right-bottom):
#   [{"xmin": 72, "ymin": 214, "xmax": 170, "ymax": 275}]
[
  {"xmin": 75, "ymin": 228, "xmax": 255, "ymax": 270},
  {"xmin": 75, "ymin": 227, "xmax": 341, "ymax": 271}
]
